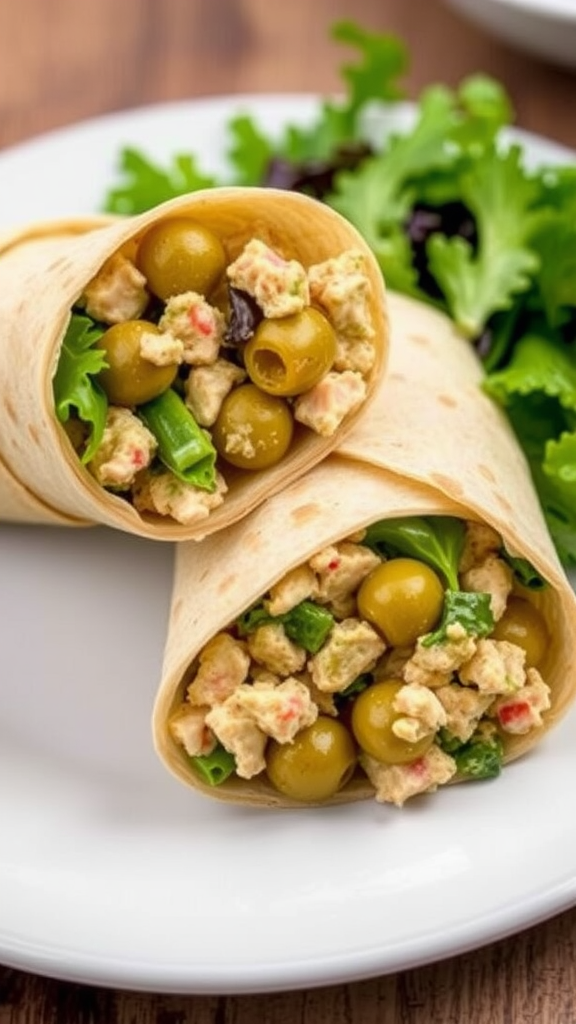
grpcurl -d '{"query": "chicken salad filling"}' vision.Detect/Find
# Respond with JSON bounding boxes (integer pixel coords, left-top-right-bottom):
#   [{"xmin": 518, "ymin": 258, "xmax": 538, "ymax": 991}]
[
  {"xmin": 168, "ymin": 515, "xmax": 551, "ymax": 806},
  {"xmin": 53, "ymin": 219, "xmax": 377, "ymax": 525}
]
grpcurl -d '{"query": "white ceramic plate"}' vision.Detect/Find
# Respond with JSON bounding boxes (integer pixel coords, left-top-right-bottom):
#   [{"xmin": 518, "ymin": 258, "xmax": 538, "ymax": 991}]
[
  {"xmin": 1, "ymin": 96, "xmax": 576, "ymax": 996},
  {"xmin": 445, "ymin": 0, "xmax": 576, "ymax": 69}
]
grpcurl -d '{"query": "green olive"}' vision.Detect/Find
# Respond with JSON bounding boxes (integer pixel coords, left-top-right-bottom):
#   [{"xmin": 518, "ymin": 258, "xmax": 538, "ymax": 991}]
[
  {"xmin": 97, "ymin": 320, "xmax": 178, "ymax": 406},
  {"xmin": 266, "ymin": 717, "xmax": 357, "ymax": 801},
  {"xmin": 243, "ymin": 308, "xmax": 337, "ymax": 397},
  {"xmin": 351, "ymin": 679, "xmax": 434, "ymax": 764},
  {"xmin": 212, "ymin": 383, "xmax": 294, "ymax": 470},
  {"xmin": 136, "ymin": 218, "xmax": 226, "ymax": 300},
  {"xmin": 492, "ymin": 597, "xmax": 549, "ymax": 668},
  {"xmin": 357, "ymin": 557, "xmax": 444, "ymax": 647}
]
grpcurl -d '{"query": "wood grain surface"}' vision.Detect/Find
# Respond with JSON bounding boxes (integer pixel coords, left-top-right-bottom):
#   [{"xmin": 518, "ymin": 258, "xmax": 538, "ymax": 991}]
[{"xmin": 1, "ymin": 1, "xmax": 576, "ymax": 1021}]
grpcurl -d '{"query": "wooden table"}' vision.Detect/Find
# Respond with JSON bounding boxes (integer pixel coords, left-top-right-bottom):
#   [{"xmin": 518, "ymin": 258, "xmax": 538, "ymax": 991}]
[{"xmin": 1, "ymin": 1, "xmax": 576, "ymax": 1021}]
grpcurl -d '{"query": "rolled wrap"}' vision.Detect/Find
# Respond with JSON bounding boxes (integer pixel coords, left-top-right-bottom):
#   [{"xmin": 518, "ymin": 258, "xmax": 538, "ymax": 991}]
[
  {"xmin": 0, "ymin": 218, "xmax": 117, "ymax": 527},
  {"xmin": 153, "ymin": 293, "xmax": 576, "ymax": 806},
  {"xmin": 0, "ymin": 189, "xmax": 387, "ymax": 539}
]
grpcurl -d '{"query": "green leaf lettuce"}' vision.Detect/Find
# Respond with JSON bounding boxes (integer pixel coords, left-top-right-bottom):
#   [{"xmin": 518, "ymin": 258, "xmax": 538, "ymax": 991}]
[{"xmin": 52, "ymin": 314, "xmax": 108, "ymax": 463}]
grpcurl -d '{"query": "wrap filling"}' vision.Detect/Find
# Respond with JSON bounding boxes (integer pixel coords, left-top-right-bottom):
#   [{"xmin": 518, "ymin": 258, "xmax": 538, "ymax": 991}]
[{"xmin": 168, "ymin": 514, "xmax": 551, "ymax": 806}]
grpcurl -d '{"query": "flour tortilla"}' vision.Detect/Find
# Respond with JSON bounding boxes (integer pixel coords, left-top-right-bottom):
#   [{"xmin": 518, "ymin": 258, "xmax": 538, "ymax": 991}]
[
  {"xmin": 153, "ymin": 295, "xmax": 576, "ymax": 805},
  {"xmin": 0, "ymin": 189, "xmax": 387, "ymax": 538},
  {"xmin": 0, "ymin": 217, "xmax": 115, "ymax": 526}
]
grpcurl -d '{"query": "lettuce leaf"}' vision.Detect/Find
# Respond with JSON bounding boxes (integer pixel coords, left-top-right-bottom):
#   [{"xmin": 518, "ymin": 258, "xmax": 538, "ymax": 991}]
[
  {"xmin": 484, "ymin": 331, "xmax": 576, "ymax": 563},
  {"xmin": 481, "ymin": 325, "xmax": 573, "ymax": 409},
  {"xmin": 52, "ymin": 314, "xmax": 108, "ymax": 463},
  {"xmin": 104, "ymin": 148, "xmax": 217, "ymax": 214},
  {"xmin": 363, "ymin": 516, "xmax": 466, "ymax": 591},
  {"xmin": 226, "ymin": 115, "xmax": 275, "ymax": 186},
  {"xmin": 530, "ymin": 211, "xmax": 576, "ymax": 328},
  {"xmin": 255, "ymin": 21, "xmax": 408, "ymax": 167},
  {"xmin": 427, "ymin": 145, "xmax": 541, "ymax": 338},
  {"xmin": 421, "ymin": 590, "xmax": 494, "ymax": 646},
  {"xmin": 237, "ymin": 600, "xmax": 334, "ymax": 655},
  {"xmin": 329, "ymin": 85, "xmax": 462, "ymax": 296},
  {"xmin": 328, "ymin": 76, "xmax": 513, "ymax": 300}
]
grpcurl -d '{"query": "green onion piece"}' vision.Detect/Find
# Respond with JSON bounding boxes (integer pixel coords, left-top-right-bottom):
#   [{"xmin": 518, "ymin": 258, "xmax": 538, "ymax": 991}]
[
  {"xmin": 191, "ymin": 745, "xmax": 236, "ymax": 786},
  {"xmin": 236, "ymin": 603, "xmax": 272, "ymax": 636},
  {"xmin": 138, "ymin": 388, "xmax": 217, "ymax": 492},
  {"xmin": 281, "ymin": 601, "xmax": 334, "ymax": 654}
]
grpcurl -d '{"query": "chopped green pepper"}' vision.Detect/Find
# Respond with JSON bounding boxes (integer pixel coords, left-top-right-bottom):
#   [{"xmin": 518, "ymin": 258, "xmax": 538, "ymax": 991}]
[{"xmin": 191, "ymin": 745, "xmax": 236, "ymax": 786}]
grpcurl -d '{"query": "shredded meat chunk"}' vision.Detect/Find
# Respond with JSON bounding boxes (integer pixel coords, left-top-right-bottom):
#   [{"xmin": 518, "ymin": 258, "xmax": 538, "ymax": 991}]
[{"xmin": 361, "ymin": 746, "xmax": 457, "ymax": 806}]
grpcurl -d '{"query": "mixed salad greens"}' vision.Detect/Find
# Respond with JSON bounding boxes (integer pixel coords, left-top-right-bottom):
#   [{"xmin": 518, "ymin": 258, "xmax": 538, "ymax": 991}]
[{"xmin": 101, "ymin": 20, "xmax": 576, "ymax": 566}]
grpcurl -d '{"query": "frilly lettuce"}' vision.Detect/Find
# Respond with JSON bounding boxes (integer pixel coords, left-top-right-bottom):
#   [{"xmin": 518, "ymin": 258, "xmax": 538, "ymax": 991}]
[
  {"xmin": 484, "ymin": 331, "xmax": 576, "ymax": 563},
  {"xmin": 52, "ymin": 314, "xmax": 108, "ymax": 463}
]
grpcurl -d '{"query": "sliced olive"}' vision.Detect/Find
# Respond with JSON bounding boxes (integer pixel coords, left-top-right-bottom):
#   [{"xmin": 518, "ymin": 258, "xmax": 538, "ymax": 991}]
[
  {"xmin": 212, "ymin": 383, "xmax": 293, "ymax": 470},
  {"xmin": 492, "ymin": 597, "xmax": 549, "ymax": 668},
  {"xmin": 97, "ymin": 320, "xmax": 178, "ymax": 406},
  {"xmin": 244, "ymin": 307, "xmax": 337, "ymax": 396},
  {"xmin": 136, "ymin": 218, "xmax": 226, "ymax": 300},
  {"xmin": 357, "ymin": 557, "xmax": 444, "ymax": 647},
  {"xmin": 351, "ymin": 679, "xmax": 434, "ymax": 764},
  {"xmin": 266, "ymin": 717, "xmax": 357, "ymax": 801}
]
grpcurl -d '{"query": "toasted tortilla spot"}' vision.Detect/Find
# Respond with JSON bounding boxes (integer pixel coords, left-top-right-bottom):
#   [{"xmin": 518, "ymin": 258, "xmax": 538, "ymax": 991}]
[
  {"xmin": 438, "ymin": 393, "xmax": 458, "ymax": 408},
  {"xmin": 3, "ymin": 397, "xmax": 17, "ymax": 424},
  {"xmin": 217, "ymin": 574, "xmax": 239, "ymax": 596},
  {"xmin": 291, "ymin": 502, "xmax": 322, "ymax": 525},
  {"xmin": 478, "ymin": 464, "xmax": 496, "ymax": 483},
  {"xmin": 496, "ymin": 492, "xmax": 514, "ymax": 514}
]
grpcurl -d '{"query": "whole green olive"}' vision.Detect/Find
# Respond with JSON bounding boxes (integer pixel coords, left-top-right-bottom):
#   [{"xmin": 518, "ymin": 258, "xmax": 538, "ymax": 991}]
[
  {"xmin": 492, "ymin": 596, "xmax": 549, "ymax": 668},
  {"xmin": 212, "ymin": 383, "xmax": 294, "ymax": 470},
  {"xmin": 357, "ymin": 557, "xmax": 444, "ymax": 647},
  {"xmin": 351, "ymin": 679, "xmax": 434, "ymax": 764},
  {"xmin": 136, "ymin": 218, "xmax": 226, "ymax": 300},
  {"xmin": 97, "ymin": 320, "xmax": 178, "ymax": 406},
  {"xmin": 243, "ymin": 307, "xmax": 337, "ymax": 397},
  {"xmin": 266, "ymin": 717, "xmax": 357, "ymax": 801}
]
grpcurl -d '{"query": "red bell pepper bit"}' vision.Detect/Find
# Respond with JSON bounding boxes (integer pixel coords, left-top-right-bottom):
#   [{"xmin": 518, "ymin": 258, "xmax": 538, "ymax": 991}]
[
  {"xmin": 497, "ymin": 701, "xmax": 531, "ymax": 730},
  {"xmin": 188, "ymin": 304, "xmax": 214, "ymax": 336},
  {"xmin": 278, "ymin": 696, "xmax": 304, "ymax": 723}
]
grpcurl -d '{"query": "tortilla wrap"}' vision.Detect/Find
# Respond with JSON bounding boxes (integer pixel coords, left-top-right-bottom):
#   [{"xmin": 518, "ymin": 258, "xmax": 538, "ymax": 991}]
[
  {"xmin": 0, "ymin": 188, "xmax": 387, "ymax": 539},
  {"xmin": 153, "ymin": 292, "xmax": 576, "ymax": 806},
  {"xmin": 0, "ymin": 218, "xmax": 118, "ymax": 526}
]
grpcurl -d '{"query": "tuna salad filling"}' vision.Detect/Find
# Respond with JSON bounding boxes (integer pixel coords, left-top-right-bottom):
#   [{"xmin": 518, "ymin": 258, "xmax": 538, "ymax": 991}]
[
  {"xmin": 53, "ymin": 219, "xmax": 377, "ymax": 525},
  {"xmin": 169, "ymin": 515, "xmax": 552, "ymax": 806}
]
